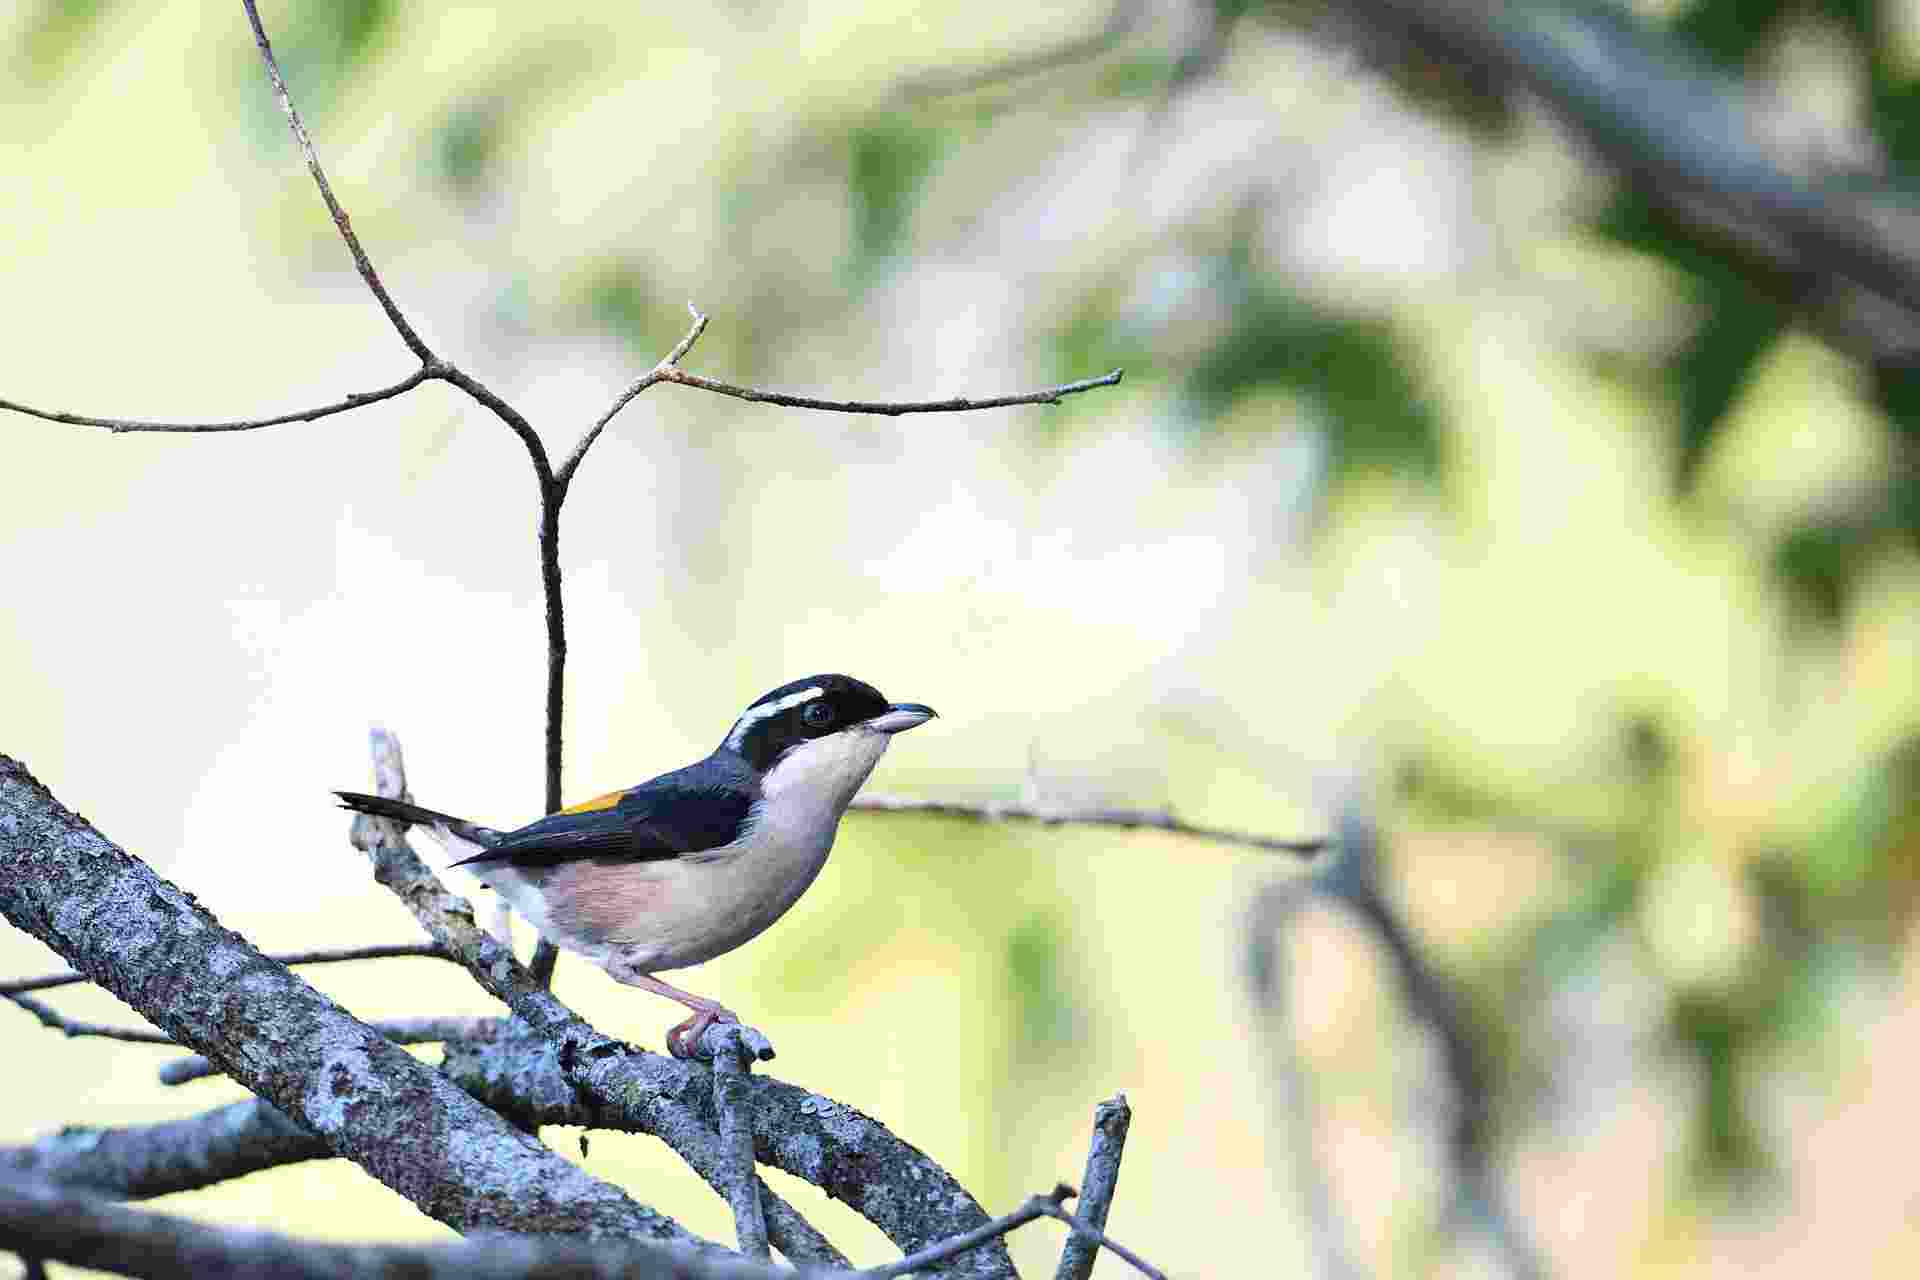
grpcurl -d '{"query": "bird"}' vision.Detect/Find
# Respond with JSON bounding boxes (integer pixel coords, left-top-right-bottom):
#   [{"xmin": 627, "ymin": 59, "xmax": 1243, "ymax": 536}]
[{"xmin": 337, "ymin": 673, "xmax": 936, "ymax": 1058}]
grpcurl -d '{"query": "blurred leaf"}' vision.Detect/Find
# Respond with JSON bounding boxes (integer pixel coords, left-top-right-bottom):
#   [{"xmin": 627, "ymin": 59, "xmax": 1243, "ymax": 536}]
[
  {"xmin": 843, "ymin": 116, "xmax": 943, "ymax": 285},
  {"xmin": 235, "ymin": 0, "xmax": 396, "ymax": 147},
  {"xmin": 1182, "ymin": 270, "xmax": 1440, "ymax": 484},
  {"xmin": 1669, "ymin": 0, "xmax": 1790, "ymax": 68},
  {"xmin": 1003, "ymin": 909, "xmax": 1081, "ymax": 1058},
  {"xmin": 1770, "ymin": 520, "xmax": 1876, "ymax": 624},
  {"xmin": 12, "ymin": 0, "xmax": 115, "ymax": 82},
  {"xmin": 1670, "ymin": 993, "xmax": 1772, "ymax": 1182},
  {"xmin": 433, "ymin": 96, "xmax": 506, "ymax": 194},
  {"xmin": 1596, "ymin": 191, "xmax": 1787, "ymax": 493},
  {"xmin": 1094, "ymin": 50, "xmax": 1177, "ymax": 99}
]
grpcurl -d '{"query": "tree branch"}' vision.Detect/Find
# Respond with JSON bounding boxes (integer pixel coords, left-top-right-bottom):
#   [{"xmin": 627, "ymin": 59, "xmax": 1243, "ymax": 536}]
[
  {"xmin": 0, "ymin": 752, "xmax": 703, "ymax": 1244},
  {"xmin": 896, "ymin": 0, "xmax": 1147, "ymax": 100},
  {"xmin": 1054, "ymin": 1094, "xmax": 1131, "ymax": 1280},
  {"xmin": 0, "ymin": 1176, "xmax": 778, "ymax": 1280},
  {"xmin": 0, "ymin": 369, "xmax": 432, "ymax": 434},
  {"xmin": 557, "ymin": 305, "xmax": 711, "ymax": 494},
  {"xmin": 3, "ymin": 993, "xmax": 173, "ymax": 1044},
  {"xmin": 1, "ymin": 942, "xmax": 448, "ymax": 998},
  {"xmin": 3, "ymin": 1099, "xmax": 325, "ymax": 1201},
  {"xmin": 708, "ymin": 1027, "xmax": 770, "ymax": 1261},
  {"xmin": 658, "ymin": 366, "xmax": 1122, "ymax": 417},
  {"xmin": 850, "ymin": 794, "xmax": 1325, "ymax": 855},
  {"xmin": 239, "ymin": 0, "xmax": 432, "ymax": 362}
]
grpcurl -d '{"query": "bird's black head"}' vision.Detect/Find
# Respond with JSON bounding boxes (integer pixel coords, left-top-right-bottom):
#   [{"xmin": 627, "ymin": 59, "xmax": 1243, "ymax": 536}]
[{"xmin": 721, "ymin": 674, "xmax": 934, "ymax": 773}]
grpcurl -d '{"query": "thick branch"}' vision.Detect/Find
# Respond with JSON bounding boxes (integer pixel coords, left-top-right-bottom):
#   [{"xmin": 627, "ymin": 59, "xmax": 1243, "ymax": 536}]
[
  {"xmin": 1054, "ymin": 1095, "xmax": 1131, "ymax": 1280},
  {"xmin": 0, "ymin": 753, "xmax": 700, "ymax": 1244},
  {"xmin": 850, "ymin": 794, "xmax": 1325, "ymax": 855},
  {"xmin": 0, "ymin": 368, "xmax": 431, "ymax": 434},
  {"xmin": 2, "ymin": 1099, "xmax": 325, "ymax": 1200},
  {"xmin": 0, "ymin": 1176, "xmax": 776, "ymax": 1280}
]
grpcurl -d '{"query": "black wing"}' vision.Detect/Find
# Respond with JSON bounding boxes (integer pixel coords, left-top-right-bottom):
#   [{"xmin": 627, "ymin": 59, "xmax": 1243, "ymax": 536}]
[{"xmin": 451, "ymin": 758, "xmax": 756, "ymax": 869}]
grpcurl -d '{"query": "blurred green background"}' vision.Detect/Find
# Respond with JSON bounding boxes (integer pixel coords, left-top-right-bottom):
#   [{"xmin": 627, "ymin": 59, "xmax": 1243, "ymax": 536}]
[{"xmin": 7, "ymin": 0, "xmax": 1920, "ymax": 1276}]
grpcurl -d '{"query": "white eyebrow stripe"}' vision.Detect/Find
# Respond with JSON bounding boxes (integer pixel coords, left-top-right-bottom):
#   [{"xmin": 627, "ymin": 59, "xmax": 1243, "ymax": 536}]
[{"xmin": 725, "ymin": 685, "xmax": 825, "ymax": 750}]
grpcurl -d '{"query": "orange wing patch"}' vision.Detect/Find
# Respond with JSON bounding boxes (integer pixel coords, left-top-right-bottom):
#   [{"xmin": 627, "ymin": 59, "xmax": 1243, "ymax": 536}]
[{"xmin": 560, "ymin": 788, "xmax": 626, "ymax": 815}]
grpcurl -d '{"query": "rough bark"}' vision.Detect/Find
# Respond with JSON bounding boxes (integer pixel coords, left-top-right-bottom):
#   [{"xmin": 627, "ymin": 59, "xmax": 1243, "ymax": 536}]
[{"xmin": 0, "ymin": 754, "xmax": 699, "ymax": 1244}]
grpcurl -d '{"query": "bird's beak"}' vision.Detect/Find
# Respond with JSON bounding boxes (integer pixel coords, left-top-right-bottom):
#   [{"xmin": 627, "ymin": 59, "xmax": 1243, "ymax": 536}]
[{"xmin": 868, "ymin": 703, "xmax": 938, "ymax": 734}]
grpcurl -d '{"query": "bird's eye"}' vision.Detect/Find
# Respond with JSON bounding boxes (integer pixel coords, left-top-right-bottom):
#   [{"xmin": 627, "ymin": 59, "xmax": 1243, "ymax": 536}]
[{"xmin": 801, "ymin": 701, "xmax": 835, "ymax": 728}]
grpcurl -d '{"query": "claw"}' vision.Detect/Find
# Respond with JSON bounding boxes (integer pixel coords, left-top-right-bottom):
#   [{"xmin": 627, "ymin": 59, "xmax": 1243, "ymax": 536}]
[{"xmin": 666, "ymin": 1006, "xmax": 738, "ymax": 1059}]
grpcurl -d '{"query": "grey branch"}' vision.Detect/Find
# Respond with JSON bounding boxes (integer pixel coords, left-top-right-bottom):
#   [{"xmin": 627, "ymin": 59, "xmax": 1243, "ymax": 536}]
[
  {"xmin": 0, "ymin": 368, "xmax": 431, "ymax": 434},
  {"xmin": 1032, "ymin": 1200, "xmax": 1166, "ymax": 1280},
  {"xmin": 708, "ymin": 1026, "xmax": 771, "ymax": 1260},
  {"xmin": 558, "ymin": 304, "xmax": 711, "ymax": 493},
  {"xmin": 660, "ymin": 366, "xmax": 1123, "ymax": 417},
  {"xmin": 159, "ymin": 1016, "xmax": 504, "ymax": 1085},
  {"xmin": 850, "ymin": 793, "xmax": 1325, "ymax": 856},
  {"xmin": 1055, "ymin": 1094, "xmax": 1132, "ymax": 1280},
  {"xmin": 1, "ymin": 942, "xmax": 448, "ymax": 997},
  {"xmin": 3, "ymin": 1099, "xmax": 326, "ymax": 1201},
  {"xmin": 0, "ymin": 752, "xmax": 703, "ymax": 1245},
  {"xmin": 239, "ymin": 0, "xmax": 431, "ymax": 361},
  {"xmin": 353, "ymin": 727, "xmax": 932, "ymax": 1273},
  {"xmin": 3, "ymin": 993, "xmax": 173, "ymax": 1044},
  {"xmin": 1338, "ymin": 0, "xmax": 1920, "ymax": 355},
  {"xmin": 0, "ymin": 1176, "xmax": 782, "ymax": 1280}
]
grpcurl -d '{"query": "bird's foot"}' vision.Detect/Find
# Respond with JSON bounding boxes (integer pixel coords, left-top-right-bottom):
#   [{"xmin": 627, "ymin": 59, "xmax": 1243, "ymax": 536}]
[{"xmin": 666, "ymin": 1005, "xmax": 737, "ymax": 1060}]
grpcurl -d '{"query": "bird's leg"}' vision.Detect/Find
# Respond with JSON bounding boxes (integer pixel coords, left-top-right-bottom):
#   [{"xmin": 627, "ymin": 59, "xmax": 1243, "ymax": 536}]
[{"xmin": 625, "ymin": 971, "xmax": 740, "ymax": 1059}]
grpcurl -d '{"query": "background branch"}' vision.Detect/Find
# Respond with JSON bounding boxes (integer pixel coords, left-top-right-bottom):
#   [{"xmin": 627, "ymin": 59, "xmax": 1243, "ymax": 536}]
[
  {"xmin": 0, "ymin": 942, "xmax": 447, "ymax": 998},
  {"xmin": 0, "ymin": 369, "xmax": 431, "ymax": 434},
  {"xmin": 850, "ymin": 794, "xmax": 1325, "ymax": 855},
  {"xmin": 158, "ymin": 1016, "xmax": 504, "ymax": 1086}
]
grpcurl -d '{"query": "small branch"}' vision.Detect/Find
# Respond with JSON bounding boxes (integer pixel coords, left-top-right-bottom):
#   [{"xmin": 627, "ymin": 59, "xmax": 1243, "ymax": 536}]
[
  {"xmin": 708, "ymin": 1026, "xmax": 770, "ymax": 1261},
  {"xmin": 863, "ymin": 1186, "xmax": 1076, "ymax": 1279},
  {"xmin": 2, "ymin": 942, "xmax": 449, "ymax": 998},
  {"xmin": 850, "ymin": 794, "xmax": 1325, "ymax": 856},
  {"xmin": 0, "ymin": 1176, "xmax": 782, "ymax": 1280},
  {"xmin": 4, "ymin": 993, "xmax": 172, "ymax": 1045},
  {"xmin": 557, "ymin": 305, "xmax": 711, "ymax": 493},
  {"xmin": 0, "ymin": 367, "xmax": 431, "ymax": 434},
  {"xmin": 160, "ymin": 1016, "xmax": 504, "ymax": 1085},
  {"xmin": 658, "ymin": 366, "xmax": 1123, "ymax": 417},
  {"xmin": 1054, "ymin": 1094, "xmax": 1132, "ymax": 1280},
  {"xmin": 1033, "ymin": 1201, "xmax": 1166, "ymax": 1280},
  {"xmin": 239, "ymin": 0, "xmax": 433, "ymax": 362}
]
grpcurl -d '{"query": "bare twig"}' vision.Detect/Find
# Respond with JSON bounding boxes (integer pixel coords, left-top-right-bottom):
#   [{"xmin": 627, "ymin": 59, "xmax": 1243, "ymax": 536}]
[
  {"xmin": 863, "ymin": 1186, "xmax": 1077, "ymax": 1279},
  {"xmin": 850, "ymin": 793, "xmax": 1325, "ymax": 855},
  {"xmin": 1033, "ymin": 1200, "xmax": 1166, "ymax": 1280},
  {"xmin": 2, "ymin": 942, "xmax": 449, "ymax": 998},
  {"xmin": 0, "ymin": 1175, "xmax": 782, "ymax": 1280},
  {"xmin": 239, "ymin": 0, "xmax": 431, "ymax": 361},
  {"xmin": 1055, "ymin": 1095, "xmax": 1131, "ymax": 1280},
  {"xmin": 3, "ymin": 1099, "xmax": 326, "ymax": 1201},
  {"xmin": 2, "ymin": 993, "xmax": 171, "ymax": 1044},
  {"xmin": 659, "ymin": 366, "xmax": 1122, "ymax": 417},
  {"xmin": 0, "ymin": 368, "xmax": 432, "ymax": 434},
  {"xmin": 708, "ymin": 1026, "xmax": 770, "ymax": 1261},
  {"xmin": 556, "ymin": 305, "xmax": 711, "ymax": 493},
  {"xmin": 159, "ymin": 1016, "xmax": 504, "ymax": 1085},
  {"xmin": 862, "ymin": 1185, "xmax": 1166, "ymax": 1280}
]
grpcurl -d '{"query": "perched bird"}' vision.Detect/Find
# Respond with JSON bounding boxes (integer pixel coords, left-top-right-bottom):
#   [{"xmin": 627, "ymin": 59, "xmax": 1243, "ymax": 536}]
[{"xmin": 338, "ymin": 674, "xmax": 936, "ymax": 1057}]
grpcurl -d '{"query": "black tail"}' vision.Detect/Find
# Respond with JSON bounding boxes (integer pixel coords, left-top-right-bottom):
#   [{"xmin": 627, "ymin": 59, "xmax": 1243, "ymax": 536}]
[{"xmin": 334, "ymin": 792, "xmax": 500, "ymax": 847}]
